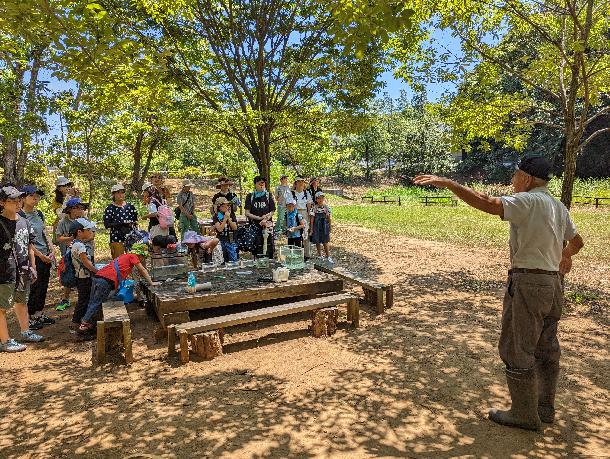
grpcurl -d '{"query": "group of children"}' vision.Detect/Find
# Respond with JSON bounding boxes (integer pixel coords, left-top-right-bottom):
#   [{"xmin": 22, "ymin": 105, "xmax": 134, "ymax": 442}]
[{"xmin": 0, "ymin": 172, "xmax": 333, "ymax": 352}]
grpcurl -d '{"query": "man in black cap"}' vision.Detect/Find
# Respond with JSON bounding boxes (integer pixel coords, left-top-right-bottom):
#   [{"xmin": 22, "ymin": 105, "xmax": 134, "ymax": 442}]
[{"xmin": 414, "ymin": 155, "xmax": 584, "ymax": 431}]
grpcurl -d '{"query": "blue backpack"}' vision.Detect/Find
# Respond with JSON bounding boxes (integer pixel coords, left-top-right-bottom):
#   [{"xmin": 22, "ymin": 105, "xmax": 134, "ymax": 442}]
[{"xmin": 58, "ymin": 246, "xmax": 78, "ymax": 288}]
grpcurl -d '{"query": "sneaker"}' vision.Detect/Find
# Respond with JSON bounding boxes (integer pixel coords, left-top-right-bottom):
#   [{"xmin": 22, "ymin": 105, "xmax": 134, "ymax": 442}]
[
  {"xmin": 20, "ymin": 330, "xmax": 45, "ymax": 343},
  {"xmin": 29, "ymin": 317, "xmax": 44, "ymax": 330},
  {"xmin": 39, "ymin": 313, "xmax": 56, "ymax": 325},
  {"xmin": 55, "ymin": 299, "xmax": 70, "ymax": 311},
  {"xmin": 0, "ymin": 339, "xmax": 26, "ymax": 352},
  {"xmin": 77, "ymin": 321, "xmax": 94, "ymax": 335}
]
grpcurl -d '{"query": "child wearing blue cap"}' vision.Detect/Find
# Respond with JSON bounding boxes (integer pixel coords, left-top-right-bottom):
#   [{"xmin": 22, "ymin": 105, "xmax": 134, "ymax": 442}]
[{"xmin": 55, "ymin": 197, "xmax": 91, "ymax": 311}]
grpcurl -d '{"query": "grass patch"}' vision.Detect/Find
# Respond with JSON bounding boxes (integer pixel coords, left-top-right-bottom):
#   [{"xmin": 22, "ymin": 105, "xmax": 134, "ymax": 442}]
[
  {"xmin": 332, "ymin": 203, "xmax": 610, "ymax": 263},
  {"xmin": 359, "ymin": 177, "xmax": 610, "ymax": 201}
]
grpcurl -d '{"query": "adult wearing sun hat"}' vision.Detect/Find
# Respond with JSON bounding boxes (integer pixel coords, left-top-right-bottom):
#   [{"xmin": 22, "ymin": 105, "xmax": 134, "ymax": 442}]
[
  {"xmin": 413, "ymin": 155, "xmax": 585, "ymax": 431},
  {"xmin": 103, "ymin": 183, "xmax": 139, "ymax": 259},
  {"xmin": 176, "ymin": 179, "xmax": 199, "ymax": 240},
  {"xmin": 292, "ymin": 176, "xmax": 313, "ymax": 259},
  {"xmin": 211, "ymin": 177, "xmax": 239, "ymax": 219}
]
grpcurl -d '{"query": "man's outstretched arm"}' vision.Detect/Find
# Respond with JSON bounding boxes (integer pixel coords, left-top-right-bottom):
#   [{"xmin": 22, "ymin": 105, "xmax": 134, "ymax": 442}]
[{"xmin": 413, "ymin": 175, "xmax": 504, "ymax": 217}]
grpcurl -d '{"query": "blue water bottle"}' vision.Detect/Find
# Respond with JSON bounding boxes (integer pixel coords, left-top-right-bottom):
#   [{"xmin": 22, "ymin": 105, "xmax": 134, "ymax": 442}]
[{"xmin": 187, "ymin": 271, "xmax": 197, "ymax": 292}]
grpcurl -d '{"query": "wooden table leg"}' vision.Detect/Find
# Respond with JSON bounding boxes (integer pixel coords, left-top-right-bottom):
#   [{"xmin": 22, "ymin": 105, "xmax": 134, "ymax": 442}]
[
  {"xmin": 167, "ymin": 325, "xmax": 177, "ymax": 358},
  {"xmin": 122, "ymin": 320, "xmax": 133, "ymax": 365},
  {"xmin": 179, "ymin": 331, "xmax": 190, "ymax": 364},
  {"xmin": 385, "ymin": 285, "xmax": 394, "ymax": 309},
  {"xmin": 96, "ymin": 321, "xmax": 106, "ymax": 364},
  {"xmin": 349, "ymin": 298, "xmax": 359, "ymax": 328},
  {"xmin": 375, "ymin": 288, "xmax": 384, "ymax": 314}
]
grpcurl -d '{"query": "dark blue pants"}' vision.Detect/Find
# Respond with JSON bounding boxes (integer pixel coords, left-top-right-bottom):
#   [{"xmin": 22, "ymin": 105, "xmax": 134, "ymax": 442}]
[{"xmin": 82, "ymin": 277, "xmax": 115, "ymax": 323}]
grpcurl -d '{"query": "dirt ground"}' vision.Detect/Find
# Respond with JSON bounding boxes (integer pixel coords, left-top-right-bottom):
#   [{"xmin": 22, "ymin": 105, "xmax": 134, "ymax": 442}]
[{"xmin": 0, "ymin": 224, "xmax": 608, "ymax": 459}]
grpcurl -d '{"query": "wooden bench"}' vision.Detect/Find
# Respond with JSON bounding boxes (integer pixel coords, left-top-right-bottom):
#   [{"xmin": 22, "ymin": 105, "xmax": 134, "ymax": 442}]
[
  {"xmin": 314, "ymin": 264, "xmax": 393, "ymax": 314},
  {"xmin": 168, "ymin": 293, "xmax": 359, "ymax": 364},
  {"xmin": 419, "ymin": 195, "xmax": 458, "ymax": 206},
  {"xmin": 361, "ymin": 195, "xmax": 403, "ymax": 205},
  {"xmin": 96, "ymin": 301, "xmax": 133, "ymax": 365}
]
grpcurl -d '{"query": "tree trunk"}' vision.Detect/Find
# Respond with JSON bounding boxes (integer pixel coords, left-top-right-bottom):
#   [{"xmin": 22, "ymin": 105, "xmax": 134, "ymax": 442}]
[
  {"xmin": 560, "ymin": 133, "xmax": 578, "ymax": 209},
  {"xmin": 2, "ymin": 64, "xmax": 25, "ymax": 184},
  {"xmin": 129, "ymin": 130, "xmax": 145, "ymax": 195},
  {"xmin": 16, "ymin": 47, "xmax": 44, "ymax": 185},
  {"xmin": 364, "ymin": 143, "xmax": 371, "ymax": 181},
  {"xmin": 2, "ymin": 141, "xmax": 19, "ymax": 184}
]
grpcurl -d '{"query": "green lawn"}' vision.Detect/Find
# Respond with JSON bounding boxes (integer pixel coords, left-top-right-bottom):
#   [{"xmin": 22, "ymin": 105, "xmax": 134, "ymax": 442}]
[{"xmin": 332, "ymin": 202, "xmax": 610, "ymax": 263}]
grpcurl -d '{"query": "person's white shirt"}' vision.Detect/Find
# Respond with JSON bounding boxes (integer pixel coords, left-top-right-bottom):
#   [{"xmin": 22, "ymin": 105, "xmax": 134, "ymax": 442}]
[{"xmin": 500, "ymin": 187, "xmax": 577, "ymax": 271}]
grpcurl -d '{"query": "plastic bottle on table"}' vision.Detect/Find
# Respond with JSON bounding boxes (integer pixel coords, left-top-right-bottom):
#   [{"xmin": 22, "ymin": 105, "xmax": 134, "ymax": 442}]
[{"xmin": 187, "ymin": 271, "xmax": 197, "ymax": 292}]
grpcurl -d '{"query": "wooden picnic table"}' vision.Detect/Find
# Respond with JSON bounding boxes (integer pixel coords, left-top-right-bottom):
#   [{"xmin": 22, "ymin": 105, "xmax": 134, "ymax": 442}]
[{"xmin": 141, "ymin": 265, "xmax": 344, "ymax": 327}]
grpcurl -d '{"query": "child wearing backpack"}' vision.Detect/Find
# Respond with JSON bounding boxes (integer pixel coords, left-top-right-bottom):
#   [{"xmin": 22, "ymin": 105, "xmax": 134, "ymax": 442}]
[
  {"xmin": 77, "ymin": 243, "xmax": 160, "ymax": 337},
  {"xmin": 284, "ymin": 198, "xmax": 305, "ymax": 247},
  {"xmin": 55, "ymin": 197, "xmax": 90, "ymax": 311},
  {"xmin": 68, "ymin": 218, "xmax": 98, "ymax": 328}
]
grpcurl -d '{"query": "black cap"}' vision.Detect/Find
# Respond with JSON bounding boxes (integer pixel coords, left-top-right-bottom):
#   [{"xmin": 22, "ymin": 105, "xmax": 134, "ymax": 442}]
[
  {"xmin": 253, "ymin": 175, "xmax": 266, "ymax": 185},
  {"xmin": 518, "ymin": 156, "xmax": 552, "ymax": 181}
]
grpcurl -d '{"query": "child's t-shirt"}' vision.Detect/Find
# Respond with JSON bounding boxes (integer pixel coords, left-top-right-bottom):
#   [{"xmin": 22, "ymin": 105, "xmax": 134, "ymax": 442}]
[
  {"xmin": 71, "ymin": 240, "xmax": 94, "ymax": 279},
  {"xmin": 96, "ymin": 253, "xmax": 141, "ymax": 288},
  {"xmin": 286, "ymin": 211, "xmax": 304, "ymax": 238},
  {"xmin": 310, "ymin": 204, "xmax": 332, "ymax": 218},
  {"xmin": 213, "ymin": 213, "xmax": 233, "ymax": 238}
]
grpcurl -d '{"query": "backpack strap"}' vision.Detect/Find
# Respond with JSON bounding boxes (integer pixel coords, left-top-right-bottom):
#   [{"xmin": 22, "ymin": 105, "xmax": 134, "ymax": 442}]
[{"xmin": 113, "ymin": 258, "xmax": 123, "ymax": 287}]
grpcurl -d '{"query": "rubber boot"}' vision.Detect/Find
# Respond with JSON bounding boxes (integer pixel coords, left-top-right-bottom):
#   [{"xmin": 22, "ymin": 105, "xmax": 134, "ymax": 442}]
[
  {"xmin": 489, "ymin": 367, "xmax": 542, "ymax": 431},
  {"xmin": 536, "ymin": 360, "xmax": 559, "ymax": 423}
]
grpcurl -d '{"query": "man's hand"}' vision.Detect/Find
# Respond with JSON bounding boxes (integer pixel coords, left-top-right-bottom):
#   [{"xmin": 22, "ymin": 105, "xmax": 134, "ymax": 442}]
[
  {"xmin": 559, "ymin": 255, "xmax": 573, "ymax": 275},
  {"xmin": 413, "ymin": 175, "xmax": 452, "ymax": 189}
]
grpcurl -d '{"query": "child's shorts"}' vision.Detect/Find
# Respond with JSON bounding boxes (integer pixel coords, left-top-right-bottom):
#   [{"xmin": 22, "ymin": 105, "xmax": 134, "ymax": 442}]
[{"xmin": 0, "ymin": 283, "xmax": 20, "ymax": 310}]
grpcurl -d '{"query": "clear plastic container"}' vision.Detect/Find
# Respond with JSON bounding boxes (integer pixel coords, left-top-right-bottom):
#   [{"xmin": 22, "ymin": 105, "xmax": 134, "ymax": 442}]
[
  {"xmin": 256, "ymin": 257, "xmax": 270, "ymax": 268},
  {"xmin": 280, "ymin": 245, "xmax": 304, "ymax": 270}
]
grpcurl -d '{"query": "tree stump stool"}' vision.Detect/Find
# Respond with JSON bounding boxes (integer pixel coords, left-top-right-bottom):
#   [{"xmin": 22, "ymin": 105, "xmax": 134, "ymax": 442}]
[
  {"xmin": 310, "ymin": 307, "xmax": 339, "ymax": 337},
  {"xmin": 190, "ymin": 331, "xmax": 224, "ymax": 361}
]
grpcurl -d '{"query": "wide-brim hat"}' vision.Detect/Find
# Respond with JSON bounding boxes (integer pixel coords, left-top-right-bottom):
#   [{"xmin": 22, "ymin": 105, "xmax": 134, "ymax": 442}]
[
  {"xmin": 182, "ymin": 230, "xmax": 206, "ymax": 245},
  {"xmin": 111, "ymin": 183, "xmax": 126, "ymax": 193},
  {"xmin": 314, "ymin": 191, "xmax": 325, "ymax": 199},
  {"xmin": 216, "ymin": 178, "xmax": 235, "ymax": 188},
  {"xmin": 182, "ymin": 179, "xmax": 195, "ymax": 188},
  {"xmin": 214, "ymin": 196, "xmax": 232, "ymax": 206},
  {"xmin": 142, "ymin": 182, "xmax": 154, "ymax": 192}
]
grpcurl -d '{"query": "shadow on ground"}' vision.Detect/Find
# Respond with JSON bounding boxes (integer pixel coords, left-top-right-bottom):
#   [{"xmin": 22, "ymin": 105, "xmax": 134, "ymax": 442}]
[{"xmin": 0, "ymin": 245, "xmax": 608, "ymax": 458}]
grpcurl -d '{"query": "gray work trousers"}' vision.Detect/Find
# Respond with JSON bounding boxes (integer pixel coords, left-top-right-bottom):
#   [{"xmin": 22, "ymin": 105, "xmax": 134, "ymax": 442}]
[{"xmin": 498, "ymin": 271, "xmax": 563, "ymax": 370}]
